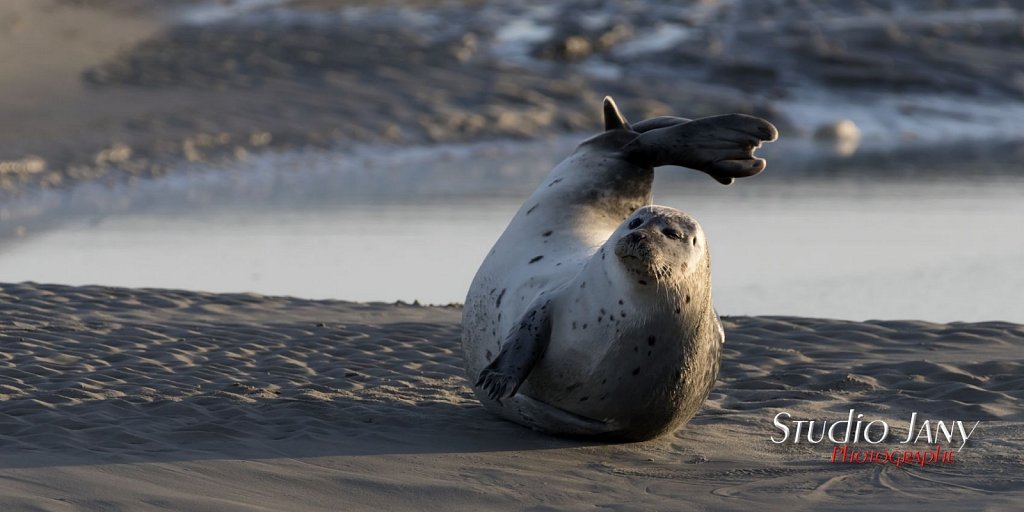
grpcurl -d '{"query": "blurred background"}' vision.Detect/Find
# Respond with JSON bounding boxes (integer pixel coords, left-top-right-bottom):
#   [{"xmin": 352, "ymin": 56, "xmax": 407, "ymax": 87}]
[{"xmin": 0, "ymin": 0, "xmax": 1021, "ymax": 321}]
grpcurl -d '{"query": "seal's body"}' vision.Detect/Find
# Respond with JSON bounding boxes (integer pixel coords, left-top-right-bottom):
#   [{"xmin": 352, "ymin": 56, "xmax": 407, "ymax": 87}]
[{"xmin": 461, "ymin": 98, "xmax": 776, "ymax": 440}]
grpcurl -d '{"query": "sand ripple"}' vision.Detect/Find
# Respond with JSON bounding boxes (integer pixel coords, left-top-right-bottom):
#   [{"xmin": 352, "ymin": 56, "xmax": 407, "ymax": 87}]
[{"xmin": 0, "ymin": 282, "xmax": 1021, "ymax": 509}]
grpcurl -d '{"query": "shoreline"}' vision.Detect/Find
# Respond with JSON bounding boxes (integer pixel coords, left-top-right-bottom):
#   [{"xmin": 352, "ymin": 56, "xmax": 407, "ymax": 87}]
[{"xmin": 3, "ymin": 131, "xmax": 1021, "ymax": 242}]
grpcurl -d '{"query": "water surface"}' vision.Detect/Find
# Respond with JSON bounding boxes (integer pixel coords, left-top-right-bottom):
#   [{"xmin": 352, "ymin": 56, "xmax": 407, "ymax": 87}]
[{"xmin": 1, "ymin": 141, "xmax": 1021, "ymax": 322}]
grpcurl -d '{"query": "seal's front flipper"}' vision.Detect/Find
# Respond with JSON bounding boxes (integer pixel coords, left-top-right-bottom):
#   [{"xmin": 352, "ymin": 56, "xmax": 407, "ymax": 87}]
[
  {"xmin": 621, "ymin": 114, "xmax": 778, "ymax": 184},
  {"xmin": 476, "ymin": 299, "xmax": 552, "ymax": 401},
  {"xmin": 510, "ymin": 394, "xmax": 622, "ymax": 437}
]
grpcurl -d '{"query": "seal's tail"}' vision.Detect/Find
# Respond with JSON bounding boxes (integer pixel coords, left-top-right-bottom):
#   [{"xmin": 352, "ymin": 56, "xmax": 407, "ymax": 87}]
[{"xmin": 603, "ymin": 96, "xmax": 631, "ymax": 131}]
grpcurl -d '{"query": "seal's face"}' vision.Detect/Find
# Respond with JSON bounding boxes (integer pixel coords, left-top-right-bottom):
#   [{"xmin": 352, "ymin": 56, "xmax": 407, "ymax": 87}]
[{"xmin": 612, "ymin": 206, "xmax": 706, "ymax": 283}]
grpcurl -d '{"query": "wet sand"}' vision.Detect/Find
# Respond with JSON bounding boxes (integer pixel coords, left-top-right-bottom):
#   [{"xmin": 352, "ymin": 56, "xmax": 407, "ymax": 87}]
[
  {"xmin": 0, "ymin": 282, "xmax": 1021, "ymax": 510},
  {"xmin": 2, "ymin": 0, "xmax": 1022, "ymax": 199}
]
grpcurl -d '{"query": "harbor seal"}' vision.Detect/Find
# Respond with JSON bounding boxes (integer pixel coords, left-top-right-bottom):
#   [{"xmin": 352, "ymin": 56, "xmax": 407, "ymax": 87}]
[{"xmin": 461, "ymin": 97, "xmax": 777, "ymax": 441}]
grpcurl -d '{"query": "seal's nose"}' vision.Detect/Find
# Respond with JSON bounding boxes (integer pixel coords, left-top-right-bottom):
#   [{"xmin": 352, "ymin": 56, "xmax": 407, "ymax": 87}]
[{"xmin": 623, "ymin": 231, "xmax": 648, "ymax": 245}]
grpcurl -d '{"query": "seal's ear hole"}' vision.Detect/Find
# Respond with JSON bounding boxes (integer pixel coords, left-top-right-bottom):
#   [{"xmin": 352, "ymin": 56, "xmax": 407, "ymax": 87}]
[
  {"xmin": 691, "ymin": 236, "xmax": 698, "ymax": 246},
  {"xmin": 628, "ymin": 218, "xmax": 643, "ymax": 230},
  {"xmin": 662, "ymin": 228, "xmax": 682, "ymax": 240}
]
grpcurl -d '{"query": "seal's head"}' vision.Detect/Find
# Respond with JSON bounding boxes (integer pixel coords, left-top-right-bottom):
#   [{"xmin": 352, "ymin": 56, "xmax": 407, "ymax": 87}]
[{"xmin": 611, "ymin": 205, "xmax": 708, "ymax": 286}]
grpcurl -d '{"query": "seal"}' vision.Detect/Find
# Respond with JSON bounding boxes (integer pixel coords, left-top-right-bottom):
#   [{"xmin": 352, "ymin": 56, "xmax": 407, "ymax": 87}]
[{"xmin": 461, "ymin": 97, "xmax": 777, "ymax": 441}]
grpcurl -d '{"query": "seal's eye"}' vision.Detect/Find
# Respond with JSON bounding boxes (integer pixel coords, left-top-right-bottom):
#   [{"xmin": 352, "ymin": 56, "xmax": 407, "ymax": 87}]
[
  {"xmin": 628, "ymin": 218, "xmax": 643, "ymax": 230},
  {"xmin": 692, "ymin": 236, "xmax": 698, "ymax": 246},
  {"xmin": 662, "ymin": 228, "xmax": 682, "ymax": 240}
]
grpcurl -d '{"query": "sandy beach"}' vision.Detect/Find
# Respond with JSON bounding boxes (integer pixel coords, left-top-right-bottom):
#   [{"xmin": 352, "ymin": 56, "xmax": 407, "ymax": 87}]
[
  {"xmin": 2, "ymin": 0, "xmax": 1023, "ymax": 509},
  {"xmin": 0, "ymin": 282, "xmax": 1020, "ymax": 510}
]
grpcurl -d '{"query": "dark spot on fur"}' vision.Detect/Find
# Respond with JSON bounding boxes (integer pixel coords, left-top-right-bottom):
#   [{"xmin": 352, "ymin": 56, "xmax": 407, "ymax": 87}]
[
  {"xmin": 675, "ymin": 307, "xmax": 681, "ymax": 315},
  {"xmin": 579, "ymin": 396, "xmax": 589, "ymax": 402},
  {"xmin": 566, "ymin": 383, "xmax": 581, "ymax": 392},
  {"xmin": 542, "ymin": 230, "xmax": 553, "ymax": 237},
  {"xmin": 580, "ymin": 281, "xmax": 586, "ymax": 289},
  {"xmin": 692, "ymin": 236, "xmax": 698, "ymax": 246},
  {"xmin": 601, "ymin": 378, "xmax": 607, "ymax": 384},
  {"xmin": 529, "ymin": 255, "xmax": 544, "ymax": 264},
  {"xmin": 638, "ymin": 280, "xmax": 647, "ymax": 285},
  {"xmin": 555, "ymin": 262, "xmax": 562, "ymax": 266},
  {"xmin": 633, "ymin": 345, "xmax": 638, "ymax": 353},
  {"xmin": 647, "ymin": 350, "xmax": 652, "ymax": 356},
  {"xmin": 685, "ymin": 295, "xmax": 691, "ymax": 304},
  {"xmin": 547, "ymin": 178, "xmax": 563, "ymax": 187},
  {"xmin": 597, "ymin": 316, "xmax": 602, "ymax": 323},
  {"xmin": 599, "ymin": 393, "xmax": 608, "ymax": 401},
  {"xmin": 648, "ymin": 336, "xmax": 656, "ymax": 346},
  {"xmin": 583, "ymin": 323, "xmax": 588, "ymax": 329},
  {"xmin": 632, "ymin": 367, "xmax": 641, "ymax": 376},
  {"xmin": 618, "ymin": 300, "xmax": 623, "ymax": 305},
  {"xmin": 526, "ymin": 204, "xmax": 538, "ymax": 215},
  {"xmin": 495, "ymin": 289, "xmax": 506, "ymax": 308},
  {"xmin": 572, "ymin": 321, "xmax": 577, "ymax": 330},
  {"xmin": 620, "ymin": 311, "xmax": 626, "ymax": 318},
  {"xmin": 485, "ymin": 350, "xmax": 493, "ymax": 361}
]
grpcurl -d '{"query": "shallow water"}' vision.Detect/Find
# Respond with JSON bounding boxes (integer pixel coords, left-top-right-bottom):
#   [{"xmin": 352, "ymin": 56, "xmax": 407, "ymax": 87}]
[{"xmin": 1, "ymin": 141, "xmax": 1022, "ymax": 323}]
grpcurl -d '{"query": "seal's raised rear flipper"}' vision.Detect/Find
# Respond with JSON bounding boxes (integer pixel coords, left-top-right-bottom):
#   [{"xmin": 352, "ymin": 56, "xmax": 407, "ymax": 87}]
[
  {"xmin": 621, "ymin": 114, "xmax": 778, "ymax": 185},
  {"xmin": 476, "ymin": 299, "xmax": 552, "ymax": 401},
  {"xmin": 630, "ymin": 115, "xmax": 691, "ymax": 133}
]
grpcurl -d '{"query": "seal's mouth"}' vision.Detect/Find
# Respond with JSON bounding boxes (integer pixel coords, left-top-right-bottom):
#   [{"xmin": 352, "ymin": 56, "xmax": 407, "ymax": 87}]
[{"xmin": 618, "ymin": 254, "xmax": 646, "ymax": 273}]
